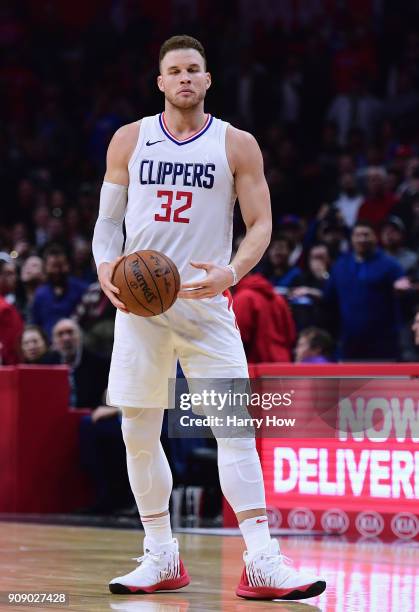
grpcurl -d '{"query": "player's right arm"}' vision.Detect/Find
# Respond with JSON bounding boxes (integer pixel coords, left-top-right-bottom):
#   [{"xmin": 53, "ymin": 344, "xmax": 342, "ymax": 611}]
[{"xmin": 92, "ymin": 121, "xmax": 140, "ymax": 312}]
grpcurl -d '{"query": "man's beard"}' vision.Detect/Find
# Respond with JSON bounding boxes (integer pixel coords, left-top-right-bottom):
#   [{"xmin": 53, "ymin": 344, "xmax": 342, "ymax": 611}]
[
  {"xmin": 165, "ymin": 90, "xmax": 205, "ymax": 110},
  {"xmin": 61, "ymin": 345, "xmax": 77, "ymax": 363},
  {"xmin": 356, "ymin": 245, "xmax": 374, "ymax": 257},
  {"xmin": 49, "ymin": 274, "xmax": 67, "ymax": 286}
]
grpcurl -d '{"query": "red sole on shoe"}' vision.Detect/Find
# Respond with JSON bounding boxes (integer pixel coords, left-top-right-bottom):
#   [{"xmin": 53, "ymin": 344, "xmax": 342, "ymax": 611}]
[
  {"xmin": 109, "ymin": 572, "xmax": 190, "ymax": 595},
  {"xmin": 236, "ymin": 580, "xmax": 326, "ymax": 600}
]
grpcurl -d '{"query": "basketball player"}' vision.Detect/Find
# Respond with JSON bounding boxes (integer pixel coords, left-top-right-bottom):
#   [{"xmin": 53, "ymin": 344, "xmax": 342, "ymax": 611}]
[{"xmin": 92, "ymin": 35, "xmax": 326, "ymax": 601}]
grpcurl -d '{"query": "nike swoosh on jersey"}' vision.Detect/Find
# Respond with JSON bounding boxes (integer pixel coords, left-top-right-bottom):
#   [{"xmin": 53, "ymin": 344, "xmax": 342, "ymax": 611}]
[{"xmin": 146, "ymin": 139, "xmax": 165, "ymax": 146}]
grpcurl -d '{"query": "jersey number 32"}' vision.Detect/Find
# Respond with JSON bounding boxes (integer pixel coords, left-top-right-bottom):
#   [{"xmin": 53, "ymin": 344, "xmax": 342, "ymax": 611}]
[{"xmin": 154, "ymin": 190, "xmax": 192, "ymax": 224}]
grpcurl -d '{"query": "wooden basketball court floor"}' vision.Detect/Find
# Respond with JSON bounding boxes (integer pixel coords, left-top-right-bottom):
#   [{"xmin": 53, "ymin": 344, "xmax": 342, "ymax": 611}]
[{"xmin": 0, "ymin": 522, "xmax": 418, "ymax": 612}]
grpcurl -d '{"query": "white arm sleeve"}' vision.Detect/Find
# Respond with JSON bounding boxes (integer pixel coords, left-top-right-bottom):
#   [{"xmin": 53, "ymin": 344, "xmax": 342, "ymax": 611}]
[{"xmin": 92, "ymin": 181, "xmax": 128, "ymax": 268}]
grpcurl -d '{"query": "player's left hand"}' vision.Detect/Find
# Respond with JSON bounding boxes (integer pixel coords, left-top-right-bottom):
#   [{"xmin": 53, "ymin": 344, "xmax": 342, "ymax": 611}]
[{"xmin": 178, "ymin": 261, "xmax": 235, "ymax": 299}]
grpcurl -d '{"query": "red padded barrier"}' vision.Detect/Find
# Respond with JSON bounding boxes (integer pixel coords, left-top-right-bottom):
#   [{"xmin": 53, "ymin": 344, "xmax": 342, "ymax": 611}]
[
  {"xmin": 0, "ymin": 366, "xmax": 92, "ymax": 512},
  {"xmin": 255, "ymin": 362, "xmax": 419, "ymax": 377}
]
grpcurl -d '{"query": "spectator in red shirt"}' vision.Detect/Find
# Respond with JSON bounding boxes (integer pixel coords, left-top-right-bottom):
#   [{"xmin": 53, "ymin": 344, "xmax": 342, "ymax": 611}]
[
  {"xmin": 233, "ymin": 273, "xmax": 296, "ymax": 363},
  {"xmin": 0, "ymin": 295, "xmax": 23, "ymax": 365},
  {"xmin": 357, "ymin": 166, "xmax": 398, "ymax": 228}
]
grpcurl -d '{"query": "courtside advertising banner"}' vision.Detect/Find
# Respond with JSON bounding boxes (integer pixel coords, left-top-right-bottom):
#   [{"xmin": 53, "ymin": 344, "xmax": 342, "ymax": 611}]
[
  {"xmin": 167, "ymin": 375, "xmax": 419, "ymax": 540},
  {"xmin": 260, "ymin": 376, "xmax": 418, "ymax": 541}
]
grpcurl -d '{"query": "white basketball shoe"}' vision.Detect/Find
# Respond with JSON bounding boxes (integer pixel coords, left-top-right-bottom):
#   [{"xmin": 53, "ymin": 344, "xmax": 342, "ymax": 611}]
[
  {"xmin": 109, "ymin": 537, "xmax": 190, "ymax": 595},
  {"xmin": 236, "ymin": 539, "xmax": 326, "ymax": 600}
]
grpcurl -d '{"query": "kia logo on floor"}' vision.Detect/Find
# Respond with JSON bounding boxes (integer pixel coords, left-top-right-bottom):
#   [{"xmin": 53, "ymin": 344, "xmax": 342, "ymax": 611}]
[
  {"xmin": 355, "ymin": 511, "xmax": 384, "ymax": 537},
  {"xmin": 321, "ymin": 509, "xmax": 349, "ymax": 534},
  {"xmin": 391, "ymin": 513, "xmax": 419, "ymax": 540},
  {"xmin": 288, "ymin": 507, "xmax": 315, "ymax": 531}
]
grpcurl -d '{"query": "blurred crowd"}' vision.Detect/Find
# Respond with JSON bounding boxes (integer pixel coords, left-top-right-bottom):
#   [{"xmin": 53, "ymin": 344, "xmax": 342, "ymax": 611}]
[
  {"xmin": 2, "ymin": 0, "xmax": 419, "ymax": 517},
  {"xmin": 2, "ymin": 0, "xmax": 419, "ymax": 370}
]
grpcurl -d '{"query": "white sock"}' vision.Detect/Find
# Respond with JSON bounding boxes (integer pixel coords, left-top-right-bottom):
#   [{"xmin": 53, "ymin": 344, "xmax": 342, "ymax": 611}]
[
  {"xmin": 239, "ymin": 515, "xmax": 272, "ymax": 554},
  {"xmin": 141, "ymin": 513, "xmax": 172, "ymax": 545}
]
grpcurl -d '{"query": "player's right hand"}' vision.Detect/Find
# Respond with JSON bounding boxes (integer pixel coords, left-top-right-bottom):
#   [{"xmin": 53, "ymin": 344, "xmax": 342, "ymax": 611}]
[{"xmin": 98, "ymin": 256, "xmax": 129, "ymax": 313}]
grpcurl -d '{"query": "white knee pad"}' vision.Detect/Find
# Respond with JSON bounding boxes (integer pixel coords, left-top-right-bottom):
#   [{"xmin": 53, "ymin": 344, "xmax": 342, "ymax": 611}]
[
  {"xmin": 121, "ymin": 408, "xmax": 172, "ymax": 515},
  {"xmin": 217, "ymin": 436, "xmax": 262, "ymax": 482},
  {"xmin": 217, "ymin": 436, "xmax": 256, "ymax": 452},
  {"xmin": 121, "ymin": 408, "xmax": 161, "ymax": 457},
  {"xmin": 216, "ymin": 436, "xmax": 266, "ymax": 513}
]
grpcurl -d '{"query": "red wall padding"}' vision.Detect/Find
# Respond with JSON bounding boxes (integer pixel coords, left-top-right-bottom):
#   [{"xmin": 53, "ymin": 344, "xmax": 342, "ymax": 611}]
[{"xmin": 0, "ymin": 366, "xmax": 92, "ymax": 512}]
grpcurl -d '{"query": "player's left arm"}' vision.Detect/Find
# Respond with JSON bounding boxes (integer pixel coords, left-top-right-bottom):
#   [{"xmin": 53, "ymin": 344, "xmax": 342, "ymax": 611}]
[
  {"xmin": 178, "ymin": 128, "xmax": 271, "ymax": 299},
  {"xmin": 227, "ymin": 127, "xmax": 272, "ymax": 281}
]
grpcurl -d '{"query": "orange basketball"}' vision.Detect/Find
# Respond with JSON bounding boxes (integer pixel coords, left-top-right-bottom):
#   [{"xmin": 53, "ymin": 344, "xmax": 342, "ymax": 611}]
[{"xmin": 112, "ymin": 250, "xmax": 180, "ymax": 316}]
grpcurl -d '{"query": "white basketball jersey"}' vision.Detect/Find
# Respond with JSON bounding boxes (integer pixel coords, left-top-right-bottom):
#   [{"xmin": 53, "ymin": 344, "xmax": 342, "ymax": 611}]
[{"xmin": 125, "ymin": 113, "xmax": 236, "ymax": 283}]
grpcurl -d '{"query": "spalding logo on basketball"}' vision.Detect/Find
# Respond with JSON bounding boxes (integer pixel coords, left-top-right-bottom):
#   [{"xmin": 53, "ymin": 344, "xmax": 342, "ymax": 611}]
[{"xmin": 112, "ymin": 250, "xmax": 180, "ymax": 316}]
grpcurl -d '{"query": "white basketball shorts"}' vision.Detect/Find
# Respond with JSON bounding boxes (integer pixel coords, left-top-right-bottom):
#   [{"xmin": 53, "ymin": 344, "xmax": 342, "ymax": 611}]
[{"xmin": 107, "ymin": 292, "xmax": 248, "ymax": 409}]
